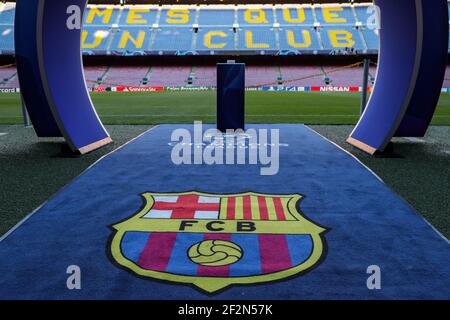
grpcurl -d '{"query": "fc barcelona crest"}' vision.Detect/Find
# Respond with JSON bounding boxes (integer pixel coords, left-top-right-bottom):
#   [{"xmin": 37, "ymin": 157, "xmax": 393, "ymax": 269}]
[{"xmin": 109, "ymin": 192, "xmax": 328, "ymax": 293}]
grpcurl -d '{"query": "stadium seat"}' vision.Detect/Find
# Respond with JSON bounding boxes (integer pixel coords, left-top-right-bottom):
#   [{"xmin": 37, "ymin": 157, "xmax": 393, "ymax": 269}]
[
  {"xmin": 275, "ymin": 6, "xmax": 315, "ymax": 26},
  {"xmin": 84, "ymin": 6, "xmax": 121, "ymax": 26},
  {"xmin": 109, "ymin": 26, "xmax": 152, "ymax": 54},
  {"xmin": 237, "ymin": 8, "xmax": 275, "ymax": 26},
  {"xmin": 198, "ymin": 8, "xmax": 236, "ymax": 26},
  {"xmin": 196, "ymin": 27, "xmax": 236, "ymax": 51},
  {"xmin": 278, "ymin": 27, "xmax": 321, "ymax": 52},
  {"xmin": 319, "ymin": 26, "xmax": 363, "ymax": 52},
  {"xmin": 0, "ymin": 25, "xmax": 14, "ymax": 54},
  {"xmin": 237, "ymin": 26, "xmax": 277, "ymax": 51},
  {"xmin": 362, "ymin": 28, "xmax": 379, "ymax": 52},
  {"xmin": 315, "ymin": 5, "xmax": 356, "ymax": 25},
  {"xmin": 82, "ymin": 26, "xmax": 113, "ymax": 53},
  {"xmin": 159, "ymin": 8, "xmax": 196, "ymax": 26},
  {"xmin": 152, "ymin": 27, "xmax": 194, "ymax": 52},
  {"xmin": 118, "ymin": 7, "xmax": 159, "ymax": 26},
  {"xmin": 0, "ymin": 4, "xmax": 16, "ymax": 25}
]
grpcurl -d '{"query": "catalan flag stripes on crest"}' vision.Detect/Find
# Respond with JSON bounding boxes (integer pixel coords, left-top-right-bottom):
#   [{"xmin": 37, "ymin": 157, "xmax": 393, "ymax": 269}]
[{"xmin": 144, "ymin": 194, "xmax": 297, "ymax": 221}]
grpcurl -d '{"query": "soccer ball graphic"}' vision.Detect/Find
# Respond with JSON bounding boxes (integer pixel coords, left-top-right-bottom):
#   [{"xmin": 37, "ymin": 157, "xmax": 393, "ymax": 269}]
[{"xmin": 188, "ymin": 240, "xmax": 243, "ymax": 267}]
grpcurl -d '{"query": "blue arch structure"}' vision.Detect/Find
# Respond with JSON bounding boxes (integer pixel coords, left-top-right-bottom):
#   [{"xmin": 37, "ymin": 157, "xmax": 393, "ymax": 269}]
[
  {"xmin": 14, "ymin": 0, "xmax": 448, "ymax": 155},
  {"xmin": 15, "ymin": 0, "xmax": 111, "ymax": 154},
  {"xmin": 348, "ymin": 0, "xmax": 448, "ymax": 154}
]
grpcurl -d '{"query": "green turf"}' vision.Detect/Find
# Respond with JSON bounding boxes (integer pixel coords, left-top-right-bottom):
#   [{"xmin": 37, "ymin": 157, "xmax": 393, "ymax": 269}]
[{"xmin": 0, "ymin": 91, "xmax": 449, "ymax": 125}]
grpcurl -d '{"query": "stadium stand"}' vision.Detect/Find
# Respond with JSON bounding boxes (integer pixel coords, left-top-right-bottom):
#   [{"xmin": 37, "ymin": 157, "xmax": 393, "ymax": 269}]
[
  {"xmin": 2, "ymin": 2, "xmax": 450, "ymax": 56},
  {"xmin": 0, "ymin": 63, "xmax": 446, "ymax": 89},
  {"xmin": 0, "ymin": 2, "xmax": 449, "ymax": 89},
  {"xmin": 0, "ymin": 3, "xmax": 383, "ymax": 56}
]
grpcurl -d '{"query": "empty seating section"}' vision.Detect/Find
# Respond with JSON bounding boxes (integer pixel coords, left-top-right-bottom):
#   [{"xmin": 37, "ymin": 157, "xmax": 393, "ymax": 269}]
[
  {"xmin": 193, "ymin": 67, "xmax": 216, "ymax": 86},
  {"xmin": 147, "ymin": 66, "xmax": 191, "ymax": 86},
  {"xmin": 320, "ymin": 26, "xmax": 363, "ymax": 51},
  {"xmin": 238, "ymin": 8, "xmax": 274, "ymax": 25},
  {"xmin": 237, "ymin": 27, "xmax": 276, "ymax": 51},
  {"xmin": 276, "ymin": 7, "xmax": 315, "ymax": 26},
  {"xmin": 196, "ymin": 27, "xmax": 235, "ymax": 51},
  {"xmin": 118, "ymin": 7, "xmax": 158, "ymax": 26},
  {"xmin": 82, "ymin": 27, "xmax": 113, "ymax": 53},
  {"xmin": 1, "ymin": 3, "xmax": 450, "ymax": 55},
  {"xmin": 0, "ymin": 4, "xmax": 14, "ymax": 54},
  {"xmin": 0, "ymin": 66, "xmax": 17, "ymax": 88},
  {"xmin": 354, "ymin": 5, "xmax": 371, "ymax": 24},
  {"xmin": 84, "ymin": 66, "xmax": 108, "ymax": 86},
  {"xmin": 280, "ymin": 66, "xmax": 326, "ymax": 86},
  {"xmin": 316, "ymin": 5, "xmax": 356, "ymax": 25},
  {"xmin": 323, "ymin": 66, "xmax": 364, "ymax": 86},
  {"xmin": 0, "ymin": 25, "xmax": 13, "ymax": 53},
  {"xmin": 110, "ymin": 27, "xmax": 152, "ymax": 54},
  {"xmin": 362, "ymin": 28, "xmax": 378, "ymax": 51},
  {"xmin": 103, "ymin": 66, "xmax": 149, "ymax": 87},
  {"xmin": 0, "ymin": 4, "xmax": 15, "ymax": 25},
  {"xmin": 198, "ymin": 9, "xmax": 235, "ymax": 26},
  {"xmin": 1, "ymin": 64, "xmax": 450, "ymax": 89},
  {"xmin": 246, "ymin": 66, "xmax": 279, "ymax": 87},
  {"xmin": 278, "ymin": 27, "xmax": 320, "ymax": 52},
  {"xmin": 152, "ymin": 27, "xmax": 193, "ymax": 51},
  {"xmin": 84, "ymin": 7, "xmax": 121, "ymax": 26},
  {"xmin": 159, "ymin": 8, "xmax": 196, "ymax": 26}
]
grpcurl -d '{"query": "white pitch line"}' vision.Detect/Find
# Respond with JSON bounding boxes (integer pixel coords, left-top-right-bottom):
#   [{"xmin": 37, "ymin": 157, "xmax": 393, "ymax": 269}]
[
  {"xmin": 99, "ymin": 114, "xmax": 362, "ymax": 118},
  {"xmin": 0, "ymin": 133, "xmax": 8, "ymax": 137},
  {"xmin": 402, "ymin": 137, "xmax": 426, "ymax": 143}
]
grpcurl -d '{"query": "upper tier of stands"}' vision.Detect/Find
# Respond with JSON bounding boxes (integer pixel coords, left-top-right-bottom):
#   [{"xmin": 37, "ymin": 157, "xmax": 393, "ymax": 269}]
[
  {"xmin": 1, "ymin": 2, "xmax": 449, "ymax": 56},
  {"xmin": 0, "ymin": 3, "xmax": 384, "ymax": 55}
]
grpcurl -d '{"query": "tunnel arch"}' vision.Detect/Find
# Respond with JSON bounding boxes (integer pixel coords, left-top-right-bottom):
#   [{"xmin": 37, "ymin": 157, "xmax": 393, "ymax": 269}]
[{"xmin": 15, "ymin": 0, "xmax": 449, "ymax": 154}]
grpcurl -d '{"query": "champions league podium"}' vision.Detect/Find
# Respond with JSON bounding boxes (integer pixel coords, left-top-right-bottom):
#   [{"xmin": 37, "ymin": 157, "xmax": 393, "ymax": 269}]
[{"xmin": 217, "ymin": 63, "xmax": 245, "ymax": 132}]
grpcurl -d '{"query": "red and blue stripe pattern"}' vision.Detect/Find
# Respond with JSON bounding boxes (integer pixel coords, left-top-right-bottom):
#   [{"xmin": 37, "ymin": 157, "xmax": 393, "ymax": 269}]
[{"xmin": 120, "ymin": 231, "xmax": 314, "ymax": 277}]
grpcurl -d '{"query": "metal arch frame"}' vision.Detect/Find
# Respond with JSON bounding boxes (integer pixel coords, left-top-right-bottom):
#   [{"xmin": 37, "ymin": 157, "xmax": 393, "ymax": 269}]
[
  {"xmin": 14, "ymin": 0, "xmax": 448, "ymax": 155},
  {"xmin": 15, "ymin": 0, "xmax": 111, "ymax": 154},
  {"xmin": 348, "ymin": 0, "xmax": 448, "ymax": 154}
]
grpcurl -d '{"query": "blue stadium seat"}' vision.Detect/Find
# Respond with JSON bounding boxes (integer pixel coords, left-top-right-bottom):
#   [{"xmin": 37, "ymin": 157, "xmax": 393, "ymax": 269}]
[
  {"xmin": 362, "ymin": 28, "xmax": 378, "ymax": 51},
  {"xmin": 159, "ymin": 8, "xmax": 195, "ymax": 26},
  {"xmin": 0, "ymin": 6, "xmax": 15, "ymax": 25},
  {"xmin": 196, "ymin": 27, "xmax": 235, "ymax": 51},
  {"xmin": 0, "ymin": 3, "xmax": 449, "ymax": 56},
  {"xmin": 278, "ymin": 27, "xmax": 320, "ymax": 52},
  {"xmin": 84, "ymin": 6, "xmax": 121, "ymax": 26},
  {"xmin": 237, "ymin": 27, "xmax": 277, "ymax": 51},
  {"xmin": 354, "ymin": 5, "xmax": 372, "ymax": 24},
  {"xmin": 118, "ymin": 7, "xmax": 159, "ymax": 26},
  {"xmin": 0, "ymin": 25, "xmax": 14, "ymax": 53},
  {"xmin": 151, "ymin": 27, "xmax": 194, "ymax": 51},
  {"xmin": 237, "ymin": 8, "xmax": 274, "ymax": 26},
  {"xmin": 82, "ymin": 26, "xmax": 113, "ymax": 53},
  {"xmin": 275, "ymin": 6, "xmax": 315, "ymax": 26},
  {"xmin": 109, "ymin": 26, "xmax": 152, "ymax": 54},
  {"xmin": 316, "ymin": 6, "xmax": 356, "ymax": 25},
  {"xmin": 198, "ymin": 8, "xmax": 235, "ymax": 26},
  {"xmin": 320, "ymin": 26, "xmax": 363, "ymax": 51}
]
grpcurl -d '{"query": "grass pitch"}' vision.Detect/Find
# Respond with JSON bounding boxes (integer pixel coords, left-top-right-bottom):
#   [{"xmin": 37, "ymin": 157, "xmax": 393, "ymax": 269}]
[{"xmin": 0, "ymin": 91, "xmax": 449, "ymax": 125}]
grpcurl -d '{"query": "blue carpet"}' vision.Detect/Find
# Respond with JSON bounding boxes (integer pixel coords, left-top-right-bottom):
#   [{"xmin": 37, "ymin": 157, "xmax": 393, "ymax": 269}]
[{"xmin": 0, "ymin": 124, "xmax": 449, "ymax": 300}]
